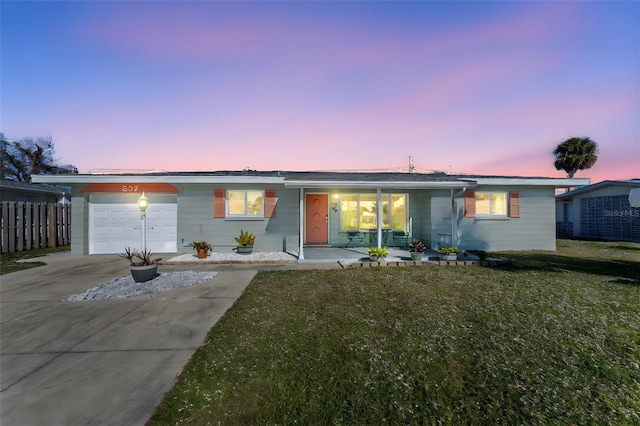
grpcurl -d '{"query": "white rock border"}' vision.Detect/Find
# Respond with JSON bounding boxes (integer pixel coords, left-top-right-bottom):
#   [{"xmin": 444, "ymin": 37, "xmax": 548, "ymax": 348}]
[
  {"xmin": 165, "ymin": 252, "xmax": 298, "ymax": 264},
  {"xmin": 65, "ymin": 271, "xmax": 219, "ymax": 301}
]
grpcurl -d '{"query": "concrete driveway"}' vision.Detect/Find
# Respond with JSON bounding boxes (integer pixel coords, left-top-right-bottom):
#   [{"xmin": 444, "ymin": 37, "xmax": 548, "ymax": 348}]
[{"xmin": 0, "ymin": 253, "xmax": 260, "ymax": 425}]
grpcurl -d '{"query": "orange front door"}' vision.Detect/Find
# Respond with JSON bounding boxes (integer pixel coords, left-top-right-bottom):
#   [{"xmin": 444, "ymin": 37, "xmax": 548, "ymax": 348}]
[{"xmin": 305, "ymin": 194, "xmax": 329, "ymax": 244}]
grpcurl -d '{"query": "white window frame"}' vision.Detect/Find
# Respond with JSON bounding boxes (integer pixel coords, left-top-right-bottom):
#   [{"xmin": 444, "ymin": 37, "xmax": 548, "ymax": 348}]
[
  {"xmin": 226, "ymin": 190, "xmax": 264, "ymax": 217},
  {"xmin": 339, "ymin": 193, "xmax": 408, "ymax": 231},
  {"xmin": 475, "ymin": 191, "xmax": 508, "ymax": 218}
]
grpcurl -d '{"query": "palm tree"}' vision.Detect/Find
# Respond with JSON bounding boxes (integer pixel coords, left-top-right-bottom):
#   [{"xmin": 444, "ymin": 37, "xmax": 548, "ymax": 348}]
[{"xmin": 553, "ymin": 137, "xmax": 598, "ymax": 178}]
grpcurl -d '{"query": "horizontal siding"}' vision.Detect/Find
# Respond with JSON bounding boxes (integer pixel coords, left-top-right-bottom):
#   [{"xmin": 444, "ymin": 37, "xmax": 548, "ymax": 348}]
[
  {"xmin": 70, "ymin": 196, "xmax": 89, "ymax": 255},
  {"xmin": 326, "ymin": 190, "xmax": 344, "ymax": 246},
  {"xmin": 176, "ymin": 184, "xmax": 299, "ymax": 253},
  {"xmin": 68, "ymin": 183, "xmax": 562, "ymax": 255},
  {"xmin": 430, "ymin": 191, "xmax": 453, "ymax": 250},
  {"xmin": 457, "ymin": 187, "xmax": 556, "ymax": 251},
  {"xmin": 411, "ymin": 190, "xmax": 429, "ymax": 246}
]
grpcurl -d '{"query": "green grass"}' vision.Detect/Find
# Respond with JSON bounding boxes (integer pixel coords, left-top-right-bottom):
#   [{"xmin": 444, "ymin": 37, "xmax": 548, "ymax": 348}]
[
  {"xmin": 0, "ymin": 245, "xmax": 70, "ymax": 274},
  {"xmin": 149, "ymin": 239, "xmax": 640, "ymax": 425}
]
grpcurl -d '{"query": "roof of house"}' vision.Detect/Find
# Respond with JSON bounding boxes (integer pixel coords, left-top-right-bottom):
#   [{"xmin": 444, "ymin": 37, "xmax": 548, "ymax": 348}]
[
  {"xmin": 30, "ymin": 170, "xmax": 590, "ymax": 189},
  {"xmin": 555, "ymin": 179, "xmax": 640, "ymax": 200},
  {"xmin": 0, "ymin": 179, "xmax": 68, "ymax": 196}
]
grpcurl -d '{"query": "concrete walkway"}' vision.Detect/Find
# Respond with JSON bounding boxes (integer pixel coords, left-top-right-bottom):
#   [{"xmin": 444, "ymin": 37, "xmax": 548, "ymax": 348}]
[
  {"xmin": 0, "ymin": 253, "xmax": 280, "ymax": 425},
  {"xmin": 1, "ymin": 248, "xmax": 438, "ymax": 424}
]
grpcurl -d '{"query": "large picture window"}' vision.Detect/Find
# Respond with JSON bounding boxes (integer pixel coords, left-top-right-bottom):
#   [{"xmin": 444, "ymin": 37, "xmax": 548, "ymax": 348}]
[
  {"xmin": 340, "ymin": 194, "xmax": 407, "ymax": 231},
  {"xmin": 227, "ymin": 190, "xmax": 264, "ymax": 216}
]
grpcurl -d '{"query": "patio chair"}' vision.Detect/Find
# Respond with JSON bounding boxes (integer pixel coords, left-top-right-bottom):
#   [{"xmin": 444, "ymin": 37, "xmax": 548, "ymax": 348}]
[
  {"xmin": 367, "ymin": 229, "xmax": 393, "ymax": 246},
  {"xmin": 392, "ymin": 230, "xmax": 410, "ymax": 248},
  {"xmin": 346, "ymin": 231, "xmax": 364, "ymax": 247}
]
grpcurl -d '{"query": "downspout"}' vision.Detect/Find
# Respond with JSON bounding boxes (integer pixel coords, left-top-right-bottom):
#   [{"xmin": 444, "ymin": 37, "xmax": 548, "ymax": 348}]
[
  {"xmin": 451, "ymin": 187, "xmax": 467, "ymax": 249},
  {"xmin": 298, "ymin": 188, "xmax": 304, "ymax": 260},
  {"xmin": 377, "ymin": 188, "xmax": 382, "ymax": 248}
]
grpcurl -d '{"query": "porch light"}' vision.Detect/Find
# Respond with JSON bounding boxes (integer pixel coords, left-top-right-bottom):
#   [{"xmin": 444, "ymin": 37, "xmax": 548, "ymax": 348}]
[{"xmin": 137, "ymin": 192, "xmax": 149, "ymax": 213}]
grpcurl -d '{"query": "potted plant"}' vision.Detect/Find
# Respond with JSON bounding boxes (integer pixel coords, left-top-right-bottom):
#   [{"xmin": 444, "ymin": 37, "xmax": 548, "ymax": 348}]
[
  {"xmin": 234, "ymin": 229, "xmax": 255, "ymax": 255},
  {"xmin": 438, "ymin": 246, "xmax": 460, "ymax": 261},
  {"xmin": 470, "ymin": 250, "xmax": 488, "ymax": 261},
  {"xmin": 191, "ymin": 241, "xmax": 212, "ymax": 259},
  {"xmin": 409, "ymin": 239, "xmax": 426, "ymax": 261},
  {"xmin": 119, "ymin": 247, "xmax": 160, "ymax": 283},
  {"xmin": 368, "ymin": 246, "xmax": 388, "ymax": 261}
]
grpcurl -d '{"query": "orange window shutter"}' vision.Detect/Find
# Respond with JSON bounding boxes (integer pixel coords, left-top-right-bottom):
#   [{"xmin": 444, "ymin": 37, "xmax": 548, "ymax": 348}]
[
  {"xmin": 509, "ymin": 192, "xmax": 520, "ymax": 218},
  {"xmin": 464, "ymin": 191, "xmax": 475, "ymax": 218},
  {"xmin": 265, "ymin": 189, "xmax": 277, "ymax": 218},
  {"xmin": 214, "ymin": 189, "xmax": 226, "ymax": 218}
]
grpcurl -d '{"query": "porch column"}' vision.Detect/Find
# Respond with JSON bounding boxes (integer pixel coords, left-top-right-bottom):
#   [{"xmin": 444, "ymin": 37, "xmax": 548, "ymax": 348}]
[
  {"xmin": 451, "ymin": 189, "xmax": 457, "ymax": 249},
  {"xmin": 376, "ymin": 188, "xmax": 382, "ymax": 248},
  {"xmin": 298, "ymin": 188, "xmax": 304, "ymax": 259},
  {"xmin": 451, "ymin": 187, "xmax": 467, "ymax": 249}
]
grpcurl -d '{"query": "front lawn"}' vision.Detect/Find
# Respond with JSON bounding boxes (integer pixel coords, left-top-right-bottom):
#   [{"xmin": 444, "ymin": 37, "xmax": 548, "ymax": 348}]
[
  {"xmin": 0, "ymin": 245, "xmax": 70, "ymax": 275},
  {"xmin": 149, "ymin": 239, "xmax": 640, "ymax": 425}
]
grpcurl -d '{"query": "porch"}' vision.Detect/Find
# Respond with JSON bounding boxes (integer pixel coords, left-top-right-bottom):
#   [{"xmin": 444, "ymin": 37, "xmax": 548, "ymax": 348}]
[{"xmin": 299, "ymin": 246, "xmax": 440, "ymax": 263}]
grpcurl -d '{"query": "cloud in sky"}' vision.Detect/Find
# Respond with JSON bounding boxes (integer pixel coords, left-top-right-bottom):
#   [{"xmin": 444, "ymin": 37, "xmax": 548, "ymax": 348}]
[{"xmin": 1, "ymin": 1, "xmax": 638, "ymax": 182}]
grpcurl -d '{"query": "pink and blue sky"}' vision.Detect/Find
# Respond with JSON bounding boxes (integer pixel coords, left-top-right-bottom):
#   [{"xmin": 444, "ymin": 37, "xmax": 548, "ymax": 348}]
[{"xmin": 2, "ymin": 1, "xmax": 638, "ymax": 182}]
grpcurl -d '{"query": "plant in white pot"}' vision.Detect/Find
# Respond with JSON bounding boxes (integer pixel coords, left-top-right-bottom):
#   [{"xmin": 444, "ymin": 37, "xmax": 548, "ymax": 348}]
[
  {"xmin": 438, "ymin": 246, "xmax": 460, "ymax": 261},
  {"xmin": 119, "ymin": 247, "xmax": 160, "ymax": 283},
  {"xmin": 234, "ymin": 230, "xmax": 255, "ymax": 255},
  {"xmin": 368, "ymin": 246, "xmax": 388, "ymax": 261},
  {"xmin": 409, "ymin": 239, "xmax": 426, "ymax": 262}
]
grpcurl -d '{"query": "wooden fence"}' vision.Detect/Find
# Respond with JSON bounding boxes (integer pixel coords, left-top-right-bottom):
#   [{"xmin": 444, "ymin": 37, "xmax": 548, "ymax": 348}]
[{"xmin": 1, "ymin": 201, "xmax": 71, "ymax": 253}]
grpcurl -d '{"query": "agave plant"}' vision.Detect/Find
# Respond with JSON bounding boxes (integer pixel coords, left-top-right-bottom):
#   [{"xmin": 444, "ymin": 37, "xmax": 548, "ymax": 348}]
[
  {"xmin": 134, "ymin": 249, "xmax": 156, "ymax": 266},
  {"xmin": 119, "ymin": 247, "xmax": 158, "ymax": 266},
  {"xmin": 118, "ymin": 247, "xmax": 138, "ymax": 266}
]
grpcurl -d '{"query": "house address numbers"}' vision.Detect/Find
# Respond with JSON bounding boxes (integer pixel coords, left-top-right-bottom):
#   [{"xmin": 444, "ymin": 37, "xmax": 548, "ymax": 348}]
[{"xmin": 80, "ymin": 183, "xmax": 181, "ymax": 194}]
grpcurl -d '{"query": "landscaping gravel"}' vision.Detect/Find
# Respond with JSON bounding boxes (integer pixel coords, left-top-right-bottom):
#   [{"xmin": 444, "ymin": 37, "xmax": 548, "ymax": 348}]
[
  {"xmin": 166, "ymin": 252, "xmax": 298, "ymax": 263},
  {"xmin": 65, "ymin": 252, "xmax": 297, "ymax": 302},
  {"xmin": 66, "ymin": 271, "xmax": 219, "ymax": 301}
]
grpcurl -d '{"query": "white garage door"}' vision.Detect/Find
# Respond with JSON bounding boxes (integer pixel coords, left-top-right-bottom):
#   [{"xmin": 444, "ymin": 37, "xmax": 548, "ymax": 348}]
[{"xmin": 89, "ymin": 203, "xmax": 177, "ymax": 254}]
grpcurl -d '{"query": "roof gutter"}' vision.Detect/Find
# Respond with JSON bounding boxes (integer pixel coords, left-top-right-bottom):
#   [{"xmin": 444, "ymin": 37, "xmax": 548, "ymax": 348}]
[
  {"xmin": 473, "ymin": 178, "xmax": 590, "ymax": 187},
  {"xmin": 284, "ymin": 180, "xmax": 477, "ymax": 189},
  {"xmin": 31, "ymin": 175, "xmax": 286, "ymax": 185},
  {"xmin": 0, "ymin": 184, "xmax": 66, "ymax": 196}
]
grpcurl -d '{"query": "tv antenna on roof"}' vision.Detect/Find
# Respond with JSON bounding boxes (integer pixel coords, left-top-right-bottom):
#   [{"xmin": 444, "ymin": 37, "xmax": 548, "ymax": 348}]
[{"xmin": 408, "ymin": 156, "xmax": 415, "ymax": 173}]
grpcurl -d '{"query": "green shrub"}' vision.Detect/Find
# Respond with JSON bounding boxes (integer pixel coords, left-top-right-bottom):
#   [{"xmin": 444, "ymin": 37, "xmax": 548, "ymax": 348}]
[
  {"xmin": 234, "ymin": 230, "xmax": 255, "ymax": 247},
  {"xmin": 368, "ymin": 246, "xmax": 389, "ymax": 257},
  {"xmin": 438, "ymin": 246, "xmax": 460, "ymax": 255},
  {"xmin": 191, "ymin": 241, "xmax": 212, "ymax": 252}
]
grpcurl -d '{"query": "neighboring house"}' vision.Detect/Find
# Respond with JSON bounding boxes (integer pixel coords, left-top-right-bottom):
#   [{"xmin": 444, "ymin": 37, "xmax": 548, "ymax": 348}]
[
  {"xmin": 32, "ymin": 171, "xmax": 588, "ymax": 257},
  {"xmin": 0, "ymin": 179, "xmax": 69, "ymax": 203},
  {"xmin": 556, "ymin": 179, "xmax": 640, "ymax": 242}
]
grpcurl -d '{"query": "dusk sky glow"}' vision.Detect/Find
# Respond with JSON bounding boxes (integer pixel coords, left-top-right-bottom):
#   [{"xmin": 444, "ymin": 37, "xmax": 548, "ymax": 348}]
[{"xmin": 2, "ymin": 1, "xmax": 638, "ymax": 183}]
